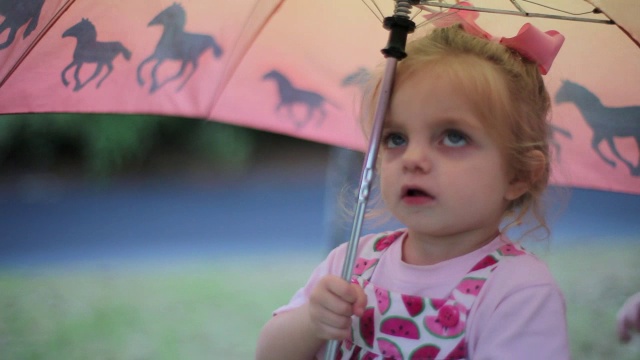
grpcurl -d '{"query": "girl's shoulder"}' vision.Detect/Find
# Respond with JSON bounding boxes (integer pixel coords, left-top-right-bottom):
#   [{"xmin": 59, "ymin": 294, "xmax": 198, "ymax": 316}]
[{"xmin": 489, "ymin": 246, "xmax": 560, "ymax": 291}]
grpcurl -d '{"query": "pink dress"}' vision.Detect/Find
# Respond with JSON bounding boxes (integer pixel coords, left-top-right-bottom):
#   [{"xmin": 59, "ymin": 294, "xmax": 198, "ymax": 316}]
[{"xmin": 274, "ymin": 230, "xmax": 570, "ymax": 360}]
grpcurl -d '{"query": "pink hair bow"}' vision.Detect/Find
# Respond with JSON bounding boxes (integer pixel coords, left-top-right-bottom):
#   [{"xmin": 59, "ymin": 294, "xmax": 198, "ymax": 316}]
[{"xmin": 420, "ymin": 2, "xmax": 565, "ymax": 74}]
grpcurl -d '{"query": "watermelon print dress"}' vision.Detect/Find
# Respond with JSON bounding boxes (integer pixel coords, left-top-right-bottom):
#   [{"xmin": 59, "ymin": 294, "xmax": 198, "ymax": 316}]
[{"xmin": 337, "ymin": 230, "xmax": 527, "ymax": 360}]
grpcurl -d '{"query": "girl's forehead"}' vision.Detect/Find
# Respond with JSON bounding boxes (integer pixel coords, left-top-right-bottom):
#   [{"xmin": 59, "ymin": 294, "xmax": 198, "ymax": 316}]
[
  {"xmin": 388, "ymin": 82, "xmax": 486, "ymax": 129},
  {"xmin": 399, "ymin": 54, "xmax": 506, "ymax": 89},
  {"xmin": 364, "ymin": 55, "xmax": 512, "ymax": 138},
  {"xmin": 388, "ymin": 60, "xmax": 512, "ymax": 141},
  {"xmin": 404, "ymin": 58, "xmax": 509, "ymax": 116},
  {"xmin": 392, "ymin": 64, "xmax": 489, "ymax": 110}
]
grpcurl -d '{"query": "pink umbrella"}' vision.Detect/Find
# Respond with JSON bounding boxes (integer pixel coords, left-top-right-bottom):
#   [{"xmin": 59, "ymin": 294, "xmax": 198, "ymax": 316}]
[
  {"xmin": 0, "ymin": 1, "xmax": 638, "ymax": 358},
  {"xmin": 0, "ymin": 0, "xmax": 637, "ymax": 195}
]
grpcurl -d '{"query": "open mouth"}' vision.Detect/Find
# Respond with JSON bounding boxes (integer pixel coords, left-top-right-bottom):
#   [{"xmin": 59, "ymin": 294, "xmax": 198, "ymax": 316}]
[
  {"xmin": 402, "ymin": 187, "xmax": 434, "ymax": 205},
  {"xmin": 405, "ymin": 188, "xmax": 429, "ymax": 197},
  {"xmin": 402, "ymin": 187, "xmax": 433, "ymax": 199}
]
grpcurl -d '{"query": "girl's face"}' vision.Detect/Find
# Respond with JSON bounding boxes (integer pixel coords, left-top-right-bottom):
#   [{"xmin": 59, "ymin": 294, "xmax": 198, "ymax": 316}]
[{"xmin": 379, "ymin": 67, "xmax": 526, "ymax": 244}]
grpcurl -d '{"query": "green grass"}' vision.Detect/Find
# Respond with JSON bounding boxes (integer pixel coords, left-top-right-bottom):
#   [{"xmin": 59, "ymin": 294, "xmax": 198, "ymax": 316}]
[
  {"xmin": 0, "ymin": 254, "xmax": 321, "ymax": 360},
  {"xmin": 541, "ymin": 242, "xmax": 640, "ymax": 359},
  {"xmin": 1, "ymin": 244, "xmax": 639, "ymax": 360}
]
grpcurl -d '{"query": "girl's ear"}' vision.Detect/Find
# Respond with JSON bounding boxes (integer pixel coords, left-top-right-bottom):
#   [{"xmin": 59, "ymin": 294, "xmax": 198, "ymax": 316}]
[{"xmin": 505, "ymin": 150, "xmax": 546, "ymax": 201}]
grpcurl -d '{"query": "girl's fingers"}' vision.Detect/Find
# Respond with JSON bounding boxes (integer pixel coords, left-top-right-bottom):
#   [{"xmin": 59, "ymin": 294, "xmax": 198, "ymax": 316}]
[
  {"xmin": 616, "ymin": 292, "xmax": 640, "ymax": 343},
  {"xmin": 617, "ymin": 317, "xmax": 631, "ymax": 343},
  {"xmin": 316, "ymin": 276, "xmax": 362, "ymax": 316},
  {"xmin": 315, "ymin": 307, "xmax": 352, "ymax": 329},
  {"xmin": 308, "ymin": 300, "xmax": 353, "ymax": 340},
  {"xmin": 308, "ymin": 275, "xmax": 369, "ymax": 340},
  {"xmin": 313, "ymin": 290, "xmax": 353, "ymax": 317},
  {"xmin": 351, "ymin": 284, "xmax": 368, "ymax": 317},
  {"xmin": 325, "ymin": 275, "xmax": 358, "ymax": 303}
]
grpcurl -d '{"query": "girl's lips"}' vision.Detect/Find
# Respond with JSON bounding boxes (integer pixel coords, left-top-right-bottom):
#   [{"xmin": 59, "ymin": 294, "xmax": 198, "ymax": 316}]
[{"xmin": 401, "ymin": 185, "xmax": 435, "ymax": 205}]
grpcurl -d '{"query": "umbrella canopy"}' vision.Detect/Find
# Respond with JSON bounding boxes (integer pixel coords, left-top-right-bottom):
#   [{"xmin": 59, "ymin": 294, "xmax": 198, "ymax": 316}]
[
  {"xmin": 586, "ymin": 0, "xmax": 640, "ymax": 46},
  {"xmin": 0, "ymin": 0, "xmax": 638, "ymax": 194}
]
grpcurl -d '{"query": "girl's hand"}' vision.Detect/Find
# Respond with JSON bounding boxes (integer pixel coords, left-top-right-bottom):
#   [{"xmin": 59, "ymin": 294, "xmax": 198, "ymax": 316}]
[
  {"xmin": 307, "ymin": 274, "xmax": 368, "ymax": 341},
  {"xmin": 617, "ymin": 292, "xmax": 640, "ymax": 343}
]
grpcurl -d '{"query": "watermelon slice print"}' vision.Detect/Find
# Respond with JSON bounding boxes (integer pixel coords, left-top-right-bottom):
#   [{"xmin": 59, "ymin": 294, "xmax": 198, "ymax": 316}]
[
  {"xmin": 455, "ymin": 277, "xmax": 486, "ymax": 296},
  {"xmin": 353, "ymin": 257, "xmax": 378, "ymax": 276},
  {"xmin": 469, "ymin": 254, "xmax": 498, "ymax": 271},
  {"xmin": 377, "ymin": 337, "xmax": 404, "ymax": 360},
  {"xmin": 373, "ymin": 232, "xmax": 402, "ymax": 252},
  {"xmin": 361, "ymin": 350, "xmax": 378, "ymax": 360},
  {"xmin": 347, "ymin": 346, "xmax": 361, "ymax": 360},
  {"xmin": 360, "ymin": 307, "xmax": 375, "ymax": 348},
  {"xmin": 375, "ymin": 285, "xmax": 391, "ymax": 315},
  {"xmin": 344, "ymin": 338, "xmax": 354, "ymax": 351},
  {"xmin": 424, "ymin": 301, "xmax": 467, "ymax": 339},
  {"xmin": 444, "ymin": 338, "xmax": 467, "ymax": 359},
  {"xmin": 401, "ymin": 294, "xmax": 425, "ymax": 317},
  {"xmin": 335, "ymin": 345, "xmax": 343, "ymax": 360},
  {"xmin": 429, "ymin": 298, "xmax": 447, "ymax": 311},
  {"xmin": 498, "ymin": 244, "xmax": 526, "ymax": 256},
  {"xmin": 424, "ymin": 314, "xmax": 465, "ymax": 339},
  {"xmin": 380, "ymin": 316, "xmax": 420, "ymax": 340},
  {"xmin": 410, "ymin": 344, "xmax": 440, "ymax": 360}
]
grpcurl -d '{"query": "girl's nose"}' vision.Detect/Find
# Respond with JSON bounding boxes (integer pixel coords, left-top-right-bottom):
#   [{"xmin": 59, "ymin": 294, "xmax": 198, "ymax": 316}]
[{"xmin": 402, "ymin": 143, "xmax": 431, "ymax": 174}]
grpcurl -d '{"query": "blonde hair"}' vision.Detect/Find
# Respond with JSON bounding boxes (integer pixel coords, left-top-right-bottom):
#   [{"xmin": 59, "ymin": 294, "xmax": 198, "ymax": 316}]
[{"xmin": 361, "ymin": 24, "xmax": 552, "ymax": 236}]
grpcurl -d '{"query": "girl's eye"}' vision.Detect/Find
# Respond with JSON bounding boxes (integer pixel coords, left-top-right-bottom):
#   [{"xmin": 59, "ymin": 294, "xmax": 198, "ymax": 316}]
[
  {"xmin": 442, "ymin": 130, "xmax": 468, "ymax": 147},
  {"xmin": 384, "ymin": 133, "xmax": 407, "ymax": 148}
]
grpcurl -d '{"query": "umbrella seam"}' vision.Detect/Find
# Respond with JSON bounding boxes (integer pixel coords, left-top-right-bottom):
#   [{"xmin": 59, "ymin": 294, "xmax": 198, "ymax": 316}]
[
  {"xmin": 207, "ymin": 0, "xmax": 286, "ymax": 117},
  {"xmin": 0, "ymin": 0, "xmax": 77, "ymax": 88}
]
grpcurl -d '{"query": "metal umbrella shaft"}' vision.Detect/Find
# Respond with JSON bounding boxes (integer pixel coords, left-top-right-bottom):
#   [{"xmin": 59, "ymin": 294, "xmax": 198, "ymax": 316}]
[
  {"xmin": 323, "ymin": 2, "xmax": 416, "ymax": 358},
  {"xmin": 323, "ymin": 56, "xmax": 397, "ymax": 360}
]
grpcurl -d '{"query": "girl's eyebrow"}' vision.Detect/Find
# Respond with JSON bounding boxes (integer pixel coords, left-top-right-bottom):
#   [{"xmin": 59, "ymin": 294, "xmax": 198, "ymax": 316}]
[
  {"xmin": 382, "ymin": 114, "xmax": 484, "ymax": 133},
  {"xmin": 431, "ymin": 117, "xmax": 483, "ymax": 132},
  {"xmin": 382, "ymin": 117, "xmax": 399, "ymax": 129}
]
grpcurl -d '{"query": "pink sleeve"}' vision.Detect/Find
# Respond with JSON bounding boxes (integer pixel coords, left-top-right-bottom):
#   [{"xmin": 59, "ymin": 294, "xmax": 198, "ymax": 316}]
[
  {"xmin": 272, "ymin": 232, "xmax": 385, "ymax": 315},
  {"xmin": 468, "ymin": 256, "xmax": 570, "ymax": 360},
  {"xmin": 273, "ymin": 243, "xmax": 348, "ymax": 315}
]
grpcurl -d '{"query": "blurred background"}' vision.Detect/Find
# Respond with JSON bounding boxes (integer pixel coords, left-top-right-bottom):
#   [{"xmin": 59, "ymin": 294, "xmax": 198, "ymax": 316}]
[{"xmin": 0, "ymin": 113, "xmax": 639, "ymax": 359}]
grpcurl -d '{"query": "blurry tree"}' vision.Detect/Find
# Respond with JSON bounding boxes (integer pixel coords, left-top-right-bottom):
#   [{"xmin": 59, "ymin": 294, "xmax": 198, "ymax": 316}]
[{"xmin": 0, "ymin": 113, "xmax": 262, "ymax": 178}]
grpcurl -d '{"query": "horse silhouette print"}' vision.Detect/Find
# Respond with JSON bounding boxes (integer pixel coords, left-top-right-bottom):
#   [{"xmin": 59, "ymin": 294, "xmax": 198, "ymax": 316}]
[
  {"xmin": 0, "ymin": 0, "xmax": 44, "ymax": 50},
  {"xmin": 556, "ymin": 79, "xmax": 640, "ymax": 176},
  {"xmin": 341, "ymin": 67, "xmax": 371, "ymax": 89},
  {"xmin": 61, "ymin": 18, "xmax": 131, "ymax": 92},
  {"xmin": 263, "ymin": 70, "xmax": 337, "ymax": 128},
  {"xmin": 137, "ymin": 3, "xmax": 223, "ymax": 94}
]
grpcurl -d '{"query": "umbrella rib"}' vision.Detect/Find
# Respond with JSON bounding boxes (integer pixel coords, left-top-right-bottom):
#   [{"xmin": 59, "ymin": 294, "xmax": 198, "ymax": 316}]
[
  {"xmin": 360, "ymin": 0, "xmax": 384, "ymax": 23},
  {"xmin": 0, "ymin": 0, "xmax": 77, "ymax": 88},
  {"xmin": 413, "ymin": 10, "xmax": 461, "ymax": 29},
  {"xmin": 208, "ymin": 1, "xmax": 286, "ymax": 115},
  {"xmin": 410, "ymin": 7, "xmax": 424, "ymax": 21},
  {"xmin": 521, "ymin": 0, "xmax": 595, "ymax": 16},
  {"xmin": 419, "ymin": 1, "xmax": 614, "ymax": 25}
]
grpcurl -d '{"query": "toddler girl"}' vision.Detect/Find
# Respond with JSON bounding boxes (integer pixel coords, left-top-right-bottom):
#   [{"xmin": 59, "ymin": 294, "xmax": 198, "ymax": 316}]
[{"xmin": 257, "ymin": 22, "xmax": 570, "ymax": 360}]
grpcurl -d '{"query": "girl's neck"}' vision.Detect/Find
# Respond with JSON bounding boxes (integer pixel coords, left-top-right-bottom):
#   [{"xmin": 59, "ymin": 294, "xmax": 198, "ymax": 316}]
[{"xmin": 402, "ymin": 228, "xmax": 500, "ymax": 266}]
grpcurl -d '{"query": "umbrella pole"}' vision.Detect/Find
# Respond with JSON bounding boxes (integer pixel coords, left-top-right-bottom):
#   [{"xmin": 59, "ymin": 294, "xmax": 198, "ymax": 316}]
[
  {"xmin": 322, "ymin": 57, "xmax": 396, "ymax": 359},
  {"xmin": 323, "ymin": 2, "xmax": 416, "ymax": 358}
]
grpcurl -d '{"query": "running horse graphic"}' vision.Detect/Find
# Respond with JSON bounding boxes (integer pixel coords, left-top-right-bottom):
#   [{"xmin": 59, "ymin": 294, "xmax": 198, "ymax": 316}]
[
  {"xmin": 263, "ymin": 70, "xmax": 337, "ymax": 128},
  {"xmin": 61, "ymin": 18, "xmax": 131, "ymax": 91},
  {"xmin": 137, "ymin": 3, "xmax": 223, "ymax": 94},
  {"xmin": 556, "ymin": 80, "xmax": 640, "ymax": 176},
  {"xmin": 0, "ymin": 0, "xmax": 45, "ymax": 50},
  {"xmin": 341, "ymin": 67, "xmax": 371, "ymax": 89}
]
